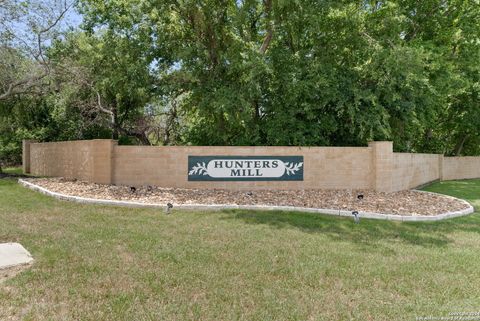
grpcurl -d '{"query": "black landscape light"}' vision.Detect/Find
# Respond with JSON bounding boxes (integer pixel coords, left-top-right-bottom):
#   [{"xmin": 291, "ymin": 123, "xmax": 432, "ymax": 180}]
[
  {"xmin": 147, "ymin": 185, "xmax": 153, "ymax": 192},
  {"xmin": 130, "ymin": 186, "xmax": 136, "ymax": 193},
  {"xmin": 246, "ymin": 191, "xmax": 253, "ymax": 197},
  {"xmin": 352, "ymin": 210, "xmax": 360, "ymax": 224},
  {"xmin": 357, "ymin": 194, "xmax": 364, "ymax": 200},
  {"xmin": 166, "ymin": 202, "xmax": 173, "ymax": 214}
]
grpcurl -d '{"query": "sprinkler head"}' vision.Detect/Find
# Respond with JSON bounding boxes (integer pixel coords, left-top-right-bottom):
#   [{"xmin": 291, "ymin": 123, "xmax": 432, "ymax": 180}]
[
  {"xmin": 352, "ymin": 210, "xmax": 360, "ymax": 224},
  {"xmin": 166, "ymin": 202, "xmax": 173, "ymax": 214}
]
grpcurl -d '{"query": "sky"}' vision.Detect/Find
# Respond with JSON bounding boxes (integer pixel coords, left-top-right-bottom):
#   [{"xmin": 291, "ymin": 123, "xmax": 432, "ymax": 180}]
[
  {"xmin": 64, "ymin": 5, "xmax": 83, "ymax": 30},
  {"xmin": 1, "ymin": 1, "xmax": 84, "ymax": 53}
]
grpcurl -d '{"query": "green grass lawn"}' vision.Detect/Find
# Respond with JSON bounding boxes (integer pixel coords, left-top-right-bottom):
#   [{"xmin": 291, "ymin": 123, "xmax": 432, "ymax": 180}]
[
  {"xmin": 423, "ymin": 179, "xmax": 480, "ymax": 210},
  {"xmin": 1, "ymin": 166, "xmax": 24, "ymax": 175},
  {"xmin": 1, "ymin": 178, "xmax": 479, "ymax": 321}
]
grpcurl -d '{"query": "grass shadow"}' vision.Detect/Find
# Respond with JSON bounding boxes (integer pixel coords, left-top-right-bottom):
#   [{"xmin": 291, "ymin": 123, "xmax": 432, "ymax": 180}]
[
  {"xmin": 217, "ymin": 209, "xmax": 479, "ymax": 248},
  {"xmin": 218, "ymin": 179, "xmax": 480, "ymax": 248},
  {"xmin": 0, "ymin": 166, "xmax": 31, "ymax": 179}
]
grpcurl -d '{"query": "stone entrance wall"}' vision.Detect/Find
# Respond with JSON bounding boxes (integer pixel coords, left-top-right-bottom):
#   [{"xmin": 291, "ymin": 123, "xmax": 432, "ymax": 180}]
[{"xmin": 23, "ymin": 139, "xmax": 480, "ymax": 192}]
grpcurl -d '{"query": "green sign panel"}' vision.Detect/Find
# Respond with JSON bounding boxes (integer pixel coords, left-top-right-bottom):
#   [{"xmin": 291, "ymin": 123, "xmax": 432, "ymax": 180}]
[{"xmin": 188, "ymin": 156, "xmax": 304, "ymax": 181}]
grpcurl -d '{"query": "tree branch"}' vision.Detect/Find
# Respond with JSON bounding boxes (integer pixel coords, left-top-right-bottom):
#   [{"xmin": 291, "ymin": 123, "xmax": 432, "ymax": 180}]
[
  {"xmin": 0, "ymin": 1, "xmax": 73, "ymax": 100},
  {"xmin": 259, "ymin": 0, "xmax": 274, "ymax": 54},
  {"xmin": 0, "ymin": 71, "xmax": 48, "ymax": 100}
]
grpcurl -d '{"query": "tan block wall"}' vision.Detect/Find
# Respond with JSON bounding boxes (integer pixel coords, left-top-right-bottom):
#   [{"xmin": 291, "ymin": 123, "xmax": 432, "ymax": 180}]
[
  {"xmin": 443, "ymin": 157, "xmax": 480, "ymax": 181},
  {"xmin": 369, "ymin": 141, "xmax": 394, "ymax": 192},
  {"xmin": 22, "ymin": 140, "xmax": 37, "ymax": 174},
  {"xmin": 391, "ymin": 153, "xmax": 440, "ymax": 191},
  {"xmin": 24, "ymin": 139, "xmax": 480, "ymax": 192},
  {"xmin": 29, "ymin": 139, "xmax": 116, "ymax": 183},
  {"xmin": 112, "ymin": 145, "xmax": 374, "ymax": 190},
  {"xmin": 91, "ymin": 140, "xmax": 116, "ymax": 184}
]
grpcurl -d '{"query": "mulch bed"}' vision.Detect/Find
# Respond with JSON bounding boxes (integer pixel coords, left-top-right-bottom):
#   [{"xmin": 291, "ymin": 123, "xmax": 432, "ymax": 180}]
[{"xmin": 24, "ymin": 178, "xmax": 471, "ymax": 216}]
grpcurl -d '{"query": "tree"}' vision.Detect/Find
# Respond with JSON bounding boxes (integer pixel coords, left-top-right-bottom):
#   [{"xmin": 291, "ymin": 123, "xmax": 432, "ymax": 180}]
[
  {"xmin": 392, "ymin": 0, "xmax": 480, "ymax": 155},
  {"xmin": 0, "ymin": 0, "xmax": 76, "ymax": 172},
  {"xmin": 79, "ymin": 0, "xmax": 477, "ymax": 149},
  {"xmin": 0, "ymin": 0, "xmax": 74, "ymax": 100},
  {"xmin": 1, "ymin": 0, "xmax": 478, "ymax": 166},
  {"xmin": 49, "ymin": 30, "xmax": 155, "ymax": 144}
]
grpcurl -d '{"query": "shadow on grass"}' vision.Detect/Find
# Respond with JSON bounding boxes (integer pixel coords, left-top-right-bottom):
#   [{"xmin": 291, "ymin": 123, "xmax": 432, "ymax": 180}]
[
  {"xmin": 218, "ymin": 209, "xmax": 480, "ymax": 248},
  {"xmin": 0, "ymin": 173, "xmax": 30, "ymax": 179},
  {"xmin": 219, "ymin": 179, "xmax": 480, "ymax": 248}
]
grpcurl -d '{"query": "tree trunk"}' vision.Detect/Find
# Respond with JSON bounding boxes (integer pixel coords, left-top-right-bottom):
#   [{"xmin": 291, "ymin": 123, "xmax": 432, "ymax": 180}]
[
  {"xmin": 117, "ymin": 127, "xmax": 151, "ymax": 145},
  {"xmin": 259, "ymin": 0, "xmax": 274, "ymax": 54},
  {"xmin": 136, "ymin": 132, "xmax": 151, "ymax": 146},
  {"xmin": 112, "ymin": 105, "xmax": 119, "ymax": 140},
  {"xmin": 454, "ymin": 134, "xmax": 468, "ymax": 156}
]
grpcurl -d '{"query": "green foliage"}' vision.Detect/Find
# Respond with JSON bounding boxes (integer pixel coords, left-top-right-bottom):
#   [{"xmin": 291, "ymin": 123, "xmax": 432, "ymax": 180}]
[
  {"xmin": 49, "ymin": 30, "xmax": 155, "ymax": 143},
  {"xmin": 0, "ymin": 97, "xmax": 53, "ymax": 165},
  {"xmin": 76, "ymin": 0, "xmax": 480, "ymax": 152},
  {"xmin": 1, "ymin": 0, "xmax": 479, "ymax": 162}
]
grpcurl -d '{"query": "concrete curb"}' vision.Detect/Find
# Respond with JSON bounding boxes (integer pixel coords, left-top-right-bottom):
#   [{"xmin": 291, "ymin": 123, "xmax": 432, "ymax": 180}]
[{"xmin": 18, "ymin": 179, "xmax": 475, "ymax": 222}]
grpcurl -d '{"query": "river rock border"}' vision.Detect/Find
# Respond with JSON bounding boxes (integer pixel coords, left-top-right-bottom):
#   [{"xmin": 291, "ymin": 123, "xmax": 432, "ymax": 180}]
[{"xmin": 18, "ymin": 179, "xmax": 474, "ymax": 222}]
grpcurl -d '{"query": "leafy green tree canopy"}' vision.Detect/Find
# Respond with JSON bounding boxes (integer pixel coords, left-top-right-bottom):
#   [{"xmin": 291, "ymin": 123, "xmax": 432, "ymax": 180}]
[{"xmin": 77, "ymin": 0, "xmax": 479, "ymax": 154}]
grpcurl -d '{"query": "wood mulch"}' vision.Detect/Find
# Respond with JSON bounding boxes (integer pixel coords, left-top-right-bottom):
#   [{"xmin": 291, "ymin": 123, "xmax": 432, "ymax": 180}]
[{"xmin": 25, "ymin": 178, "xmax": 470, "ymax": 216}]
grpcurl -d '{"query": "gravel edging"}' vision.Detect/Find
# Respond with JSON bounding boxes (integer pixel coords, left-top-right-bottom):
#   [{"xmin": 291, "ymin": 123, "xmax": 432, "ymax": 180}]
[{"xmin": 18, "ymin": 179, "xmax": 475, "ymax": 222}]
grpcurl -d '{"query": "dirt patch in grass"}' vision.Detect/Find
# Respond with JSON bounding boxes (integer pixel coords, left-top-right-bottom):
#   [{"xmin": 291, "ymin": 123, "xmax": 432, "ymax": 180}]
[
  {"xmin": 25, "ymin": 178, "xmax": 470, "ymax": 216},
  {"xmin": 0, "ymin": 264, "xmax": 31, "ymax": 284}
]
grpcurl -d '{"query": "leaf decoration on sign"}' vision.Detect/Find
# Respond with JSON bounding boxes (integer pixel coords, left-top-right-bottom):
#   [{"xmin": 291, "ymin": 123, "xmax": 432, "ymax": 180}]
[
  {"xmin": 284, "ymin": 162, "xmax": 303, "ymax": 175},
  {"xmin": 189, "ymin": 162, "xmax": 208, "ymax": 175}
]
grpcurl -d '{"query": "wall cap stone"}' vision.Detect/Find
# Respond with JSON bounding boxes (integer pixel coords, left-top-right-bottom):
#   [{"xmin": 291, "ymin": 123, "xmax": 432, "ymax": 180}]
[{"xmin": 18, "ymin": 179, "xmax": 475, "ymax": 222}]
